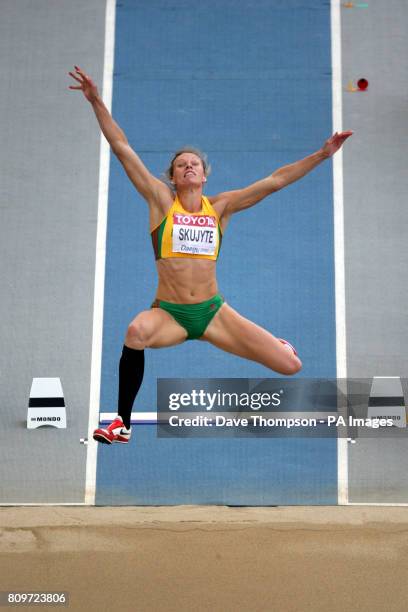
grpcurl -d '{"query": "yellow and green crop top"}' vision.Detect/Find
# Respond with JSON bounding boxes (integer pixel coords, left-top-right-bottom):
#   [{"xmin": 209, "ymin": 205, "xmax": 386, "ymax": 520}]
[{"xmin": 151, "ymin": 195, "xmax": 223, "ymax": 261}]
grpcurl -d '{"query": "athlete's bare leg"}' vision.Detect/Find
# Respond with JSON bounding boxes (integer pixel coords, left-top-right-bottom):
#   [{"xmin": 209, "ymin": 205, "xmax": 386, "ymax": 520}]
[
  {"xmin": 201, "ymin": 303, "xmax": 302, "ymax": 375},
  {"xmin": 125, "ymin": 308, "xmax": 187, "ymax": 349}
]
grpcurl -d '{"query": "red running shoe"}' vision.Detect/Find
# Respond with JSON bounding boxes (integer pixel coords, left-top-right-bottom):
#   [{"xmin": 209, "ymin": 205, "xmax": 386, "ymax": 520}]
[
  {"xmin": 93, "ymin": 416, "xmax": 132, "ymax": 444},
  {"xmin": 278, "ymin": 338, "xmax": 298, "ymax": 356}
]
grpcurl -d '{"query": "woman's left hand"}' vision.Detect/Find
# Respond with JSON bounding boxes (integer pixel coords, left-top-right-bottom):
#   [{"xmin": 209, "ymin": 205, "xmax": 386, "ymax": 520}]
[{"xmin": 322, "ymin": 131, "xmax": 353, "ymax": 157}]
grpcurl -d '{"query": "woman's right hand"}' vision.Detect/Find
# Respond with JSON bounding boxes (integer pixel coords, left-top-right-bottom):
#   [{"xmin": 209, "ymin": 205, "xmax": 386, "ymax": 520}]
[{"xmin": 68, "ymin": 66, "xmax": 99, "ymax": 103}]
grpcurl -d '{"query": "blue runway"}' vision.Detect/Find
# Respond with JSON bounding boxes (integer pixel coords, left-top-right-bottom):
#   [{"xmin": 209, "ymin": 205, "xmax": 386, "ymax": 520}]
[{"xmin": 96, "ymin": 0, "xmax": 337, "ymax": 505}]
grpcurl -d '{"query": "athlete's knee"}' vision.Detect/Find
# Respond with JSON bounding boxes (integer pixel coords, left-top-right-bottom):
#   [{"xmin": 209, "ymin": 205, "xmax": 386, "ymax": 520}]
[
  {"xmin": 276, "ymin": 339, "xmax": 302, "ymax": 375},
  {"xmin": 125, "ymin": 317, "xmax": 152, "ymax": 349},
  {"xmin": 265, "ymin": 351, "xmax": 302, "ymax": 376},
  {"xmin": 282, "ymin": 355, "xmax": 302, "ymax": 376}
]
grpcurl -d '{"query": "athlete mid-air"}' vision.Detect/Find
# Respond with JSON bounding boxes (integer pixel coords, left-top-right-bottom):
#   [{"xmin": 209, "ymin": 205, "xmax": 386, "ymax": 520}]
[{"xmin": 68, "ymin": 65, "xmax": 353, "ymax": 445}]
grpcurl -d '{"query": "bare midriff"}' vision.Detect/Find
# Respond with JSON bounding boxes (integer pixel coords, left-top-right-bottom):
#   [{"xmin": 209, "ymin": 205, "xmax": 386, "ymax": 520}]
[{"xmin": 155, "ymin": 258, "xmax": 218, "ymax": 303}]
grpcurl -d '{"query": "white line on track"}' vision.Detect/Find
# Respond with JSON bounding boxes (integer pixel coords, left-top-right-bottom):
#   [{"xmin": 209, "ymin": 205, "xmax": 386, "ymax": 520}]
[
  {"xmin": 347, "ymin": 503, "xmax": 408, "ymax": 507},
  {"xmin": 331, "ymin": 0, "xmax": 349, "ymax": 505},
  {"xmin": 0, "ymin": 503, "xmax": 87, "ymax": 507},
  {"xmin": 85, "ymin": 0, "xmax": 116, "ymax": 506},
  {"xmin": 99, "ymin": 411, "xmax": 337, "ymax": 424}
]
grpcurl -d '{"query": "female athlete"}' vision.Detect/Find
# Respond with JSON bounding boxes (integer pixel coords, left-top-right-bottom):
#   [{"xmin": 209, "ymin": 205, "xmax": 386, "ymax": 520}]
[{"xmin": 69, "ymin": 66, "xmax": 352, "ymax": 444}]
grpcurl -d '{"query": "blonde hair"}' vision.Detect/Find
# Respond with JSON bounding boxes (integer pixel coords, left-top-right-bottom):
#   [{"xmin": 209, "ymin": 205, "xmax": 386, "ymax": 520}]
[{"xmin": 163, "ymin": 146, "xmax": 211, "ymax": 189}]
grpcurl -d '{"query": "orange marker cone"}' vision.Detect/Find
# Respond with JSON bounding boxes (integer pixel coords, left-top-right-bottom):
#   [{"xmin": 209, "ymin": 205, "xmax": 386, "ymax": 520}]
[
  {"xmin": 346, "ymin": 80, "xmax": 358, "ymax": 92},
  {"xmin": 343, "ymin": 2, "xmax": 354, "ymax": 7}
]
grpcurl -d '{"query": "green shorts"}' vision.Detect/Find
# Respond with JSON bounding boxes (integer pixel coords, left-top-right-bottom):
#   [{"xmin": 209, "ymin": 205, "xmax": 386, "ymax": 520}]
[{"xmin": 151, "ymin": 293, "xmax": 224, "ymax": 340}]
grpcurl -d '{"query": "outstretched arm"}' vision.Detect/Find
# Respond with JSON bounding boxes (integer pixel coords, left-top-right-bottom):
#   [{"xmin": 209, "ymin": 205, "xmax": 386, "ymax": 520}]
[
  {"xmin": 68, "ymin": 66, "xmax": 169, "ymax": 204},
  {"xmin": 215, "ymin": 131, "xmax": 353, "ymax": 217}
]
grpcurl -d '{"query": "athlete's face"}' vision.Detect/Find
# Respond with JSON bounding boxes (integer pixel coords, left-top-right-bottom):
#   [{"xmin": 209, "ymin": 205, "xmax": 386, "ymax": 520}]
[{"xmin": 172, "ymin": 153, "xmax": 206, "ymax": 189}]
